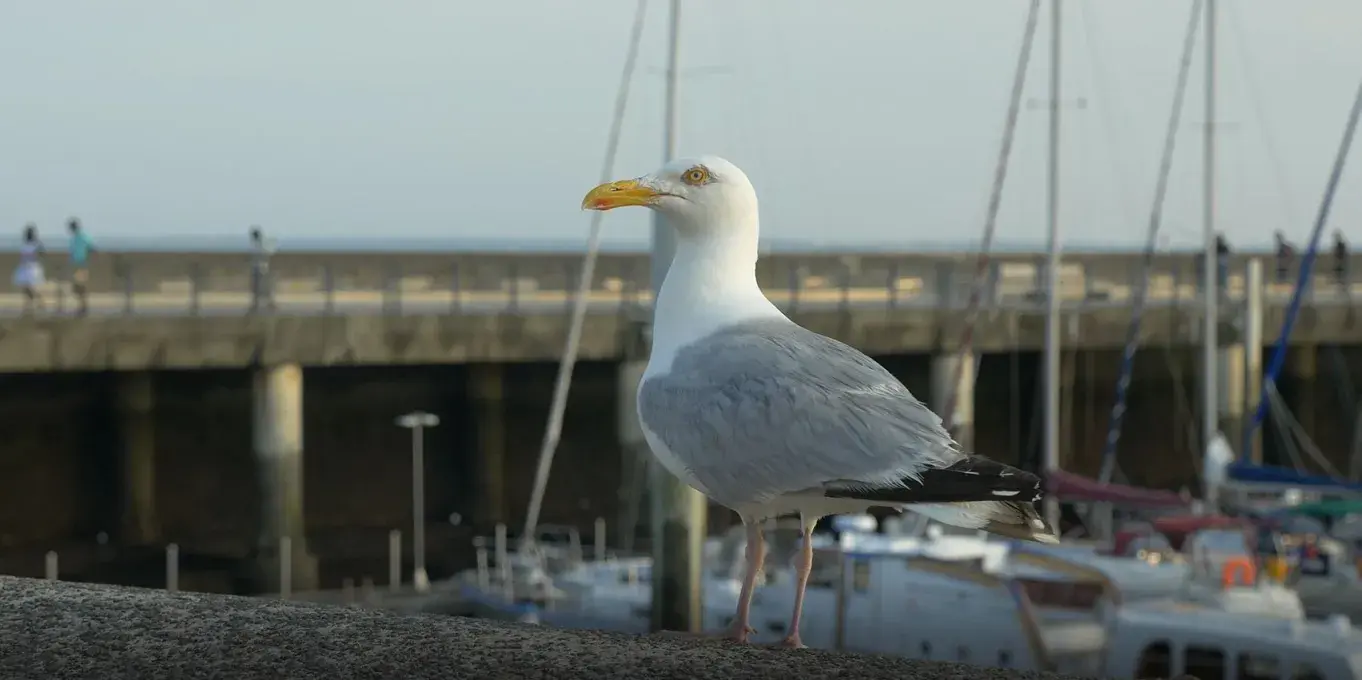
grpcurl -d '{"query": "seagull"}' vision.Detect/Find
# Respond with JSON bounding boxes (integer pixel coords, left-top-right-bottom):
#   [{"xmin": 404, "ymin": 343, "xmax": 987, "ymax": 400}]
[{"xmin": 581, "ymin": 155, "xmax": 1058, "ymax": 648}]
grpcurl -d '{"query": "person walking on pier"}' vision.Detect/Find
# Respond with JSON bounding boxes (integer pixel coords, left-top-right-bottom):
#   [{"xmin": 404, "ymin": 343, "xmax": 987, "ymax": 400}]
[
  {"xmin": 1274, "ymin": 231, "xmax": 1295, "ymax": 284},
  {"xmin": 1197, "ymin": 234, "xmax": 1232, "ymax": 298},
  {"xmin": 1215, "ymin": 233, "xmax": 1231, "ymax": 295},
  {"xmin": 12, "ymin": 223, "xmax": 47, "ymax": 315},
  {"xmin": 67, "ymin": 217, "xmax": 95, "ymax": 316},
  {"xmin": 249, "ymin": 226, "xmax": 276, "ymax": 312},
  {"xmin": 1333, "ymin": 230, "xmax": 1350, "ymax": 294}
]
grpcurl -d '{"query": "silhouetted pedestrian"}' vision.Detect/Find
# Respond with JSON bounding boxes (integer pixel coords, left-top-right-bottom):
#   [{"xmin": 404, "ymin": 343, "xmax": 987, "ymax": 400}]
[
  {"xmin": 67, "ymin": 217, "xmax": 95, "ymax": 316},
  {"xmin": 1333, "ymin": 230, "xmax": 1349, "ymax": 292},
  {"xmin": 1215, "ymin": 233, "xmax": 1230, "ymax": 294},
  {"xmin": 12, "ymin": 223, "xmax": 46, "ymax": 315},
  {"xmin": 249, "ymin": 226, "xmax": 276, "ymax": 312},
  {"xmin": 1274, "ymin": 230, "xmax": 1294, "ymax": 284}
]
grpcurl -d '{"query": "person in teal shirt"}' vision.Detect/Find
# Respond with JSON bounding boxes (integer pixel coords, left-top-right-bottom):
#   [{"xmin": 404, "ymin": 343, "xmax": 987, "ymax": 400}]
[{"xmin": 67, "ymin": 217, "xmax": 95, "ymax": 315}]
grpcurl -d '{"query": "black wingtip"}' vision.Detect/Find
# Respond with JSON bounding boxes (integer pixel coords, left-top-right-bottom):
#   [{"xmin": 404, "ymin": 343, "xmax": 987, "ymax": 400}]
[{"xmin": 825, "ymin": 455, "xmax": 1043, "ymax": 505}]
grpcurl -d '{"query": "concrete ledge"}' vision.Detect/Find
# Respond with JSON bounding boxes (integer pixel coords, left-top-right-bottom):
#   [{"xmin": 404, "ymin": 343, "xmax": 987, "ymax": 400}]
[
  {"xmin": 0, "ymin": 577, "xmax": 1089, "ymax": 679},
  {"xmin": 0, "ymin": 302, "xmax": 1356, "ymax": 372}
]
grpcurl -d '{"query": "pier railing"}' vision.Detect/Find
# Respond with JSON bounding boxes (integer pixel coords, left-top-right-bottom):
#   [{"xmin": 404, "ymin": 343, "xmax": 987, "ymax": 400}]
[{"xmin": 0, "ymin": 250, "xmax": 1354, "ymax": 318}]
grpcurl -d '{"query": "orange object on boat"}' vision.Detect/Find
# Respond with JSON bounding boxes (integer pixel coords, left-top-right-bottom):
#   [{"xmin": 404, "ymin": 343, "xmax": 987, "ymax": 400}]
[{"xmin": 1221, "ymin": 557, "xmax": 1256, "ymax": 588}]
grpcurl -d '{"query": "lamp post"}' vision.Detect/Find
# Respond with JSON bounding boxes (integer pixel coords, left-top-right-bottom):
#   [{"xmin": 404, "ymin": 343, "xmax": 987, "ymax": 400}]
[{"xmin": 396, "ymin": 411, "xmax": 439, "ymax": 592}]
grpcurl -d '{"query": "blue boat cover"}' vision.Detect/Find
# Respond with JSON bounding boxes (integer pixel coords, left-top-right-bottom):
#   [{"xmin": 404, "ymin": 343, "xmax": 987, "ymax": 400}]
[{"xmin": 1226, "ymin": 461, "xmax": 1362, "ymax": 492}]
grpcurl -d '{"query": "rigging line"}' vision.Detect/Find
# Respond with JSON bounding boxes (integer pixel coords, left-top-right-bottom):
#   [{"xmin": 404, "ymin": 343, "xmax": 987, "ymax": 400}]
[
  {"xmin": 1263, "ymin": 387, "xmax": 1318, "ymax": 476},
  {"xmin": 940, "ymin": 0, "xmax": 1040, "ymax": 432},
  {"xmin": 1222, "ymin": 2, "xmax": 1300, "ymax": 223},
  {"xmin": 1263, "ymin": 374, "xmax": 1342, "ymax": 477},
  {"xmin": 1163, "ymin": 344, "xmax": 1205, "ymax": 479},
  {"xmin": 1230, "ymin": 2, "xmax": 1356, "ymax": 467},
  {"xmin": 522, "ymin": 0, "xmax": 651, "ymax": 545},
  {"xmin": 1097, "ymin": 0, "xmax": 1203, "ymax": 484},
  {"xmin": 1074, "ymin": 1, "xmax": 1145, "ymax": 225},
  {"xmin": 1245, "ymin": 77, "xmax": 1362, "ymax": 457},
  {"xmin": 1266, "ymin": 386, "xmax": 1310, "ymax": 474}
]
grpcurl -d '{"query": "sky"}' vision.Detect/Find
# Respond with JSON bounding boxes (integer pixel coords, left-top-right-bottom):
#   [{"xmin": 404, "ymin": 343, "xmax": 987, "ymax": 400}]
[{"xmin": 2, "ymin": 0, "xmax": 1361, "ymax": 251}]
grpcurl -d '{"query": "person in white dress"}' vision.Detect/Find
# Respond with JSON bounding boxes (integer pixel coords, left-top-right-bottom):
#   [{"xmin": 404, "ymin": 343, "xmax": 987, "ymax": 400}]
[{"xmin": 12, "ymin": 223, "xmax": 46, "ymax": 314}]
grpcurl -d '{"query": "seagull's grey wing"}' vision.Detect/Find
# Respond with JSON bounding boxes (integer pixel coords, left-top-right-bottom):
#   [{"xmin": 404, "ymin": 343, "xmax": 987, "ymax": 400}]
[{"xmin": 637, "ymin": 318, "xmax": 964, "ymax": 508}]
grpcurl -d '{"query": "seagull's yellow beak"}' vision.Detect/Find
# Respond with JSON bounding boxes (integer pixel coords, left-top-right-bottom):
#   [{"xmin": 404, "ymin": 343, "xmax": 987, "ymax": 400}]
[{"xmin": 581, "ymin": 178, "xmax": 659, "ymax": 211}]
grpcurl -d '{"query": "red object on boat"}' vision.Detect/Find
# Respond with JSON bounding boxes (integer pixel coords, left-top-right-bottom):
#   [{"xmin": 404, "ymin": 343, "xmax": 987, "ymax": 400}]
[{"xmin": 1046, "ymin": 469, "xmax": 1192, "ymax": 508}]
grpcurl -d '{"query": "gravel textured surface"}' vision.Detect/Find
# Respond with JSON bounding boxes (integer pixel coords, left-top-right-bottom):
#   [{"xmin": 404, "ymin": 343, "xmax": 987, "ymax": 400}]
[{"xmin": 0, "ymin": 576, "xmax": 1109, "ymax": 679}]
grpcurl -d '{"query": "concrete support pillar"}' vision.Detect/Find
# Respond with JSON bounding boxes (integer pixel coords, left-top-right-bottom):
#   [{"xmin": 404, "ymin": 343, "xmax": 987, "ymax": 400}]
[
  {"xmin": 931, "ymin": 351, "xmax": 975, "ymax": 453},
  {"xmin": 1218, "ymin": 344, "xmax": 1246, "ymax": 455},
  {"xmin": 253, "ymin": 363, "xmax": 318, "ymax": 592},
  {"xmin": 470, "ymin": 363, "xmax": 507, "ymax": 527},
  {"xmin": 118, "ymin": 371, "xmax": 159, "ymax": 545}
]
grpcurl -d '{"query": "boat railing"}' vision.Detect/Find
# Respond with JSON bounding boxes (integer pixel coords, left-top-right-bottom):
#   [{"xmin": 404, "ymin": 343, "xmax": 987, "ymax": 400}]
[{"xmin": 817, "ymin": 544, "xmax": 1091, "ymax": 673}]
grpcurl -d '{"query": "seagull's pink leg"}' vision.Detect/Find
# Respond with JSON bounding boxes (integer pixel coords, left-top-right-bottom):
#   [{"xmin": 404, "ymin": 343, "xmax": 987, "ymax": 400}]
[
  {"xmin": 780, "ymin": 514, "xmax": 817, "ymax": 648},
  {"xmin": 723, "ymin": 520, "xmax": 765, "ymax": 642}
]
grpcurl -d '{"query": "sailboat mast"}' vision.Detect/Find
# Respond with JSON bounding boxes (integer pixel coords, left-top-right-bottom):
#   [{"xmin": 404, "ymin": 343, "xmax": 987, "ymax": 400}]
[
  {"xmin": 649, "ymin": 0, "xmax": 706, "ymax": 635},
  {"xmin": 652, "ymin": 0, "xmax": 681, "ymax": 291},
  {"xmin": 1202, "ymin": 0, "xmax": 1219, "ymax": 507},
  {"xmin": 1042, "ymin": 0, "xmax": 1064, "ymax": 531}
]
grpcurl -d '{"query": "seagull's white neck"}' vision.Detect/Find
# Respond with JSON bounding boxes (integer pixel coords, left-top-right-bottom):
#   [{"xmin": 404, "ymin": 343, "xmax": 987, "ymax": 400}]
[{"xmin": 648, "ymin": 213, "xmax": 786, "ymax": 373}]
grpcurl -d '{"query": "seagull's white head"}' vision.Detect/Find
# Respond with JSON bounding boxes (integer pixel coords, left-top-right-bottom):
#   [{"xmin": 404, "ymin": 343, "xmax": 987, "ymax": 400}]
[{"xmin": 581, "ymin": 155, "xmax": 758, "ymax": 238}]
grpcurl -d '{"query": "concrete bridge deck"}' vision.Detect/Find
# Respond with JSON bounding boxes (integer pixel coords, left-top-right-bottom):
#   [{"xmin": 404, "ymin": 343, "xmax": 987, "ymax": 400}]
[
  {"xmin": 0, "ymin": 576, "xmax": 1092, "ymax": 680},
  {"xmin": 0, "ymin": 248, "xmax": 1357, "ymax": 371},
  {"xmin": 0, "ymin": 299, "xmax": 1357, "ymax": 373}
]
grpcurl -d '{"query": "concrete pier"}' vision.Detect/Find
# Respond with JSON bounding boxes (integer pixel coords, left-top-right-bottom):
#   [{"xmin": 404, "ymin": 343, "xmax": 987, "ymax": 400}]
[
  {"xmin": 470, "ymin": 363, "xmax": 507, "ymax": 528},
  {"xmin": 117, "ymin": 372, "xmax": 158, "ymax": 545},
  {"xmin": 252, "ymin": 363, "xmax": 317, "ymax": 592},
  {"xmin": 0, "ymin": 576, "xmax": 1082, "ymax": 680},
  {"xmin": 930, "ymin": 351, "xmax": 975, "ymax": 453}
]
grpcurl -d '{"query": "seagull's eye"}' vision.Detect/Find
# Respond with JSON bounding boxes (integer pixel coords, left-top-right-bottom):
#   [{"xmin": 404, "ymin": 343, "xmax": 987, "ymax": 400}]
[{"xmin": 681, "ymin": 166, "xmax": 710, "ymax": 186}]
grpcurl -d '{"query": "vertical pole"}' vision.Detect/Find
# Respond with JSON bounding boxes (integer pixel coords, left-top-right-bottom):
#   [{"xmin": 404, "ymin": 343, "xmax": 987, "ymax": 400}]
[
  {"xmin": 495, "ymin": 523, "xmax": 510, "ymax": 596},
  {"xmin": 1202, "ymin": 0, "xmax": 1219, "ymax": 507},
  {"xmin": 476, "ymin": 540, "xmax": 491, "ymax": 590},
  {"xmin": 595, "ymin": 516, "xmax": 608, "ymax": 560},
  {"xmin": 44, "ymin": 551, "xmax": 58, "ymax": 581},
  {"xmin": 1041, "ymin": 0, "xmax": 1064, "ymax": 531},
  {"xmin": 279, "ymin": 536, "xmax": 292, "ymax": 600},
  {"xmin": 412, "ymin": 425, "xmax": 429, "ymax": 592},
  {"xmin": 388, "ymin": 529, "xmax": 402, "ymax": 592},
  {"xmin": 648, "ymin": 0, "xmax": 705, "ymax": 634},
  {"xmin": 651, "ymin": 0, "xmax": 681, "ymax": 286},
  {"xmin": 166, "ymin": 543, "xmax": 180, "ymax": 593}
]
